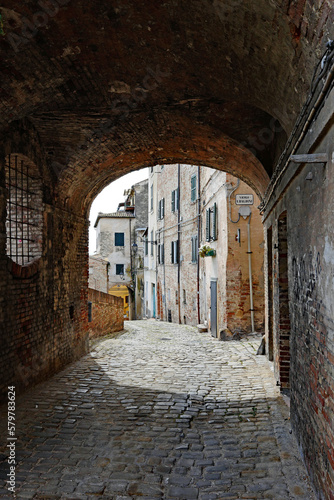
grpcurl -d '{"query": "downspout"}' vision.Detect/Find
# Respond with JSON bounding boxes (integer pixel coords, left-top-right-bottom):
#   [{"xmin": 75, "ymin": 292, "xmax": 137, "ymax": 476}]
[
  {"xmin": 177, "ymin": 163, "xmax": 181, "ymax": 324},
  {"xmin": 228, "ymin": 178, "xmax": 240, "ymax": 224},
  {"xmin": 197, "ymin": 165, "xmax": 201, "ymax": 324},
  {"xmin": 129, "ymin": 217, "xmax": 136, "ymax": 320},
  {"xmin": 247, "ymin": 213, "xmax": 255, "ymax": 332}
]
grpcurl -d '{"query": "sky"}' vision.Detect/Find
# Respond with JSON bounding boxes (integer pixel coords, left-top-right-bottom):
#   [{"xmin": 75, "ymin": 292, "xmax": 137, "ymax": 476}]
[{"xmin": 89, "ymin": 168, "xmax": 149, "ymax": 255}]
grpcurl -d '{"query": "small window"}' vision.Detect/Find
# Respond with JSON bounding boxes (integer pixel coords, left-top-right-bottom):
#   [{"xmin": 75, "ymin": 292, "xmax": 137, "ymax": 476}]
[
  {"xmin": 145, "ymin": 237, "xmax": 148, "ymax": 256},
  {"xmin": 191, "ymin": 235, "xmax": 198, "ymax": 263},
  {"xmin": 183, "ymin": 289, "xmax": 186, "ymax": 304},
  {"xmin": 115, "ymin": 232, "xmax": 124, "ymax": 246},
  {"xmin": 158, "ymin": 243, "xmax": 164, "ymax": 264},
  {"xmin": 116, "ymin": 264, "xmax": 124, "ymax": 275},
  {"xmin": 5, "ymin": 153, "xmax": 43, "ymax": 266},
  {"xmin": 171, "ymin": 240, "xmax": 179, "ymax": 264},
  {"xmin": 171, "ymin": 188, "xmax": 179, "ymax": 212},
  {"xmin": 191, "ymin": 175, "xmax": 197, "ymax": 202},
  {"xmin": 158, "ymin": 198, "xmax": 165, "ymax": 219},
  {"xmin": 206, "ymin": 203, "xmax": 218, "ymax": 242}
]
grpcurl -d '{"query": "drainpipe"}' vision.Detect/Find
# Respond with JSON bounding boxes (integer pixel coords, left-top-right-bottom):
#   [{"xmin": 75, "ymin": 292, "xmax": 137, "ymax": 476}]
[
  {"xmin": 177, "ymin": 163, "xmax": 181, "ymax": 324},
  {"xmin": 129, "ymin": 217, "xmax": 136, "ymax": 320},
  {"xmin": 247, "ymin": 213, "xmax": 255, "ymax": 332},
  {"xmin": 197, "ymin": 165, "xmax": 201, "ymax": 324}
]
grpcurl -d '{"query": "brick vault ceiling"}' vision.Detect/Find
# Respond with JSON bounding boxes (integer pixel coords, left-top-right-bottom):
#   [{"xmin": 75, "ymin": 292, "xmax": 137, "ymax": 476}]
[{"xmin": 0, "ymin": 0, "xmax": 332, "ymax": 210}]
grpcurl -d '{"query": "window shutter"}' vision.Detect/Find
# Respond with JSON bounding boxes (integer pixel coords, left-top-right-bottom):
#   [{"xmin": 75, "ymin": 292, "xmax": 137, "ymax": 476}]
[
  {"xmin": 171, "ymin": 241, "xmax": 174, "ymax": 263},
  {"xmin": 206, "ymin": 209, "xmax": 210, "ymax": 241},
  {"xmin": 171, "ymin": 190, "xmax": 175, "ymax": 212},
  {"xmin": 176, "ymin": 188, "xmax": 179, "ymax": 210},
  {"xmin": 158, "ymin": 200, "xmax": 161, "ymax": 219},
  {"xmin": 191, "ymin": 175, "xmax": 196, "ymax": 202},
  {"xmin": 162, "ymin": 198, "xmax": 165, "ymax": 218},
  {"xmin": 212, "ymin": 203, "xmax": 217, "ymax": 241},
  {"xmin": 162, "ymin": 243, "xmax": 164, "ymax": 264},
  {"xmin": 176, "ymin": 240, "xmax": 179, "ymax": 263}
]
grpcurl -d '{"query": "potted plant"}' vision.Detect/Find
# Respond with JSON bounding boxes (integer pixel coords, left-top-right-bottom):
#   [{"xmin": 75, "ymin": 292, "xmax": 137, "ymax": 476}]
[{"xmin": 199, "ymin": 243, "xmax": 216, "ymax": 257}]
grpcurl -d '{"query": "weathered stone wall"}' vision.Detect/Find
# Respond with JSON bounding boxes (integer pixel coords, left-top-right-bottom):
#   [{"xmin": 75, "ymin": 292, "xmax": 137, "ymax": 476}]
[
  {"xmin": 88, "ymin": 288, "xmax": 123, "ymax": 338},
  {"xmin": 88, "ymin": 256, "xmax": 109, "ymax": 293},
  {"xmin": 263, "ymin": 84, "xmax": 334, "ymax": 497}
]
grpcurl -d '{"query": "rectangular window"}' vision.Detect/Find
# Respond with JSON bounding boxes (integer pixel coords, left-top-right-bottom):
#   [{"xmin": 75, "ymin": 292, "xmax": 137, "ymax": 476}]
[
  {"xmin": 191, "ymin": 235, "xmax": 198, "ymax": 263},
  {"xmin": 158, "ymin": 198, "xmax": 165, "ymax": 219},
  {"xmin": 191, "ymin": 175, "xmax": 197, "ymax": 202},
  {"xmin": 116, "ymin": 264, "xmax": 124, "ymax": 275},
  {"xmin": 171, "ymin": 240, "xmax": 179, "ymax": 264},
  {"xmin": 206, "ymin": 203, "xmax": 218, "ymax": 241},
  {"xmin": 171, "ymin": 188, "xmax": 179, "ymax": 212},
  {"xmin": 150, "ymin": 184, "xmax": 153, "ymax": 211},
  {"xmin": 183, "ymin": 289, "xmax": 186, "ymax": 304},
  {"xmin": 151, "ymin": 230, "xmax": 154, "ymax": 256},
  {"xmin": 158, "ymin": 243, "xmax": 164, "ymax": 264},
  {"xmin": 145, "ymin": 237, "xmax": 148, "ymax": 256},
  {"xmin": 115, "ymin": 232, "xmax": 125, "ymax": 246}
]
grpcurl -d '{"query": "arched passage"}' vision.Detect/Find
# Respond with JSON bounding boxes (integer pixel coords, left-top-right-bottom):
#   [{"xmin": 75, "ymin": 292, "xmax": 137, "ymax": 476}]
[{"xmin": 0, "ymin": 1, "xmax": 334, "ymax": 496}]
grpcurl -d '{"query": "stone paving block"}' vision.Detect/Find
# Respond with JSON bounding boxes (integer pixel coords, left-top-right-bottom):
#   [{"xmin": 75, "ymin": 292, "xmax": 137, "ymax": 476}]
[{"xmin": 0, "ymin": 321, "xmax": 317, "ymax": 499}]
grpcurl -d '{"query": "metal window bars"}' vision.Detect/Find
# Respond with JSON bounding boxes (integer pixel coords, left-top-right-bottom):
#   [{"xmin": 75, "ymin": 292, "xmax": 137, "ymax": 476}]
[{"xmin": 5, "ymin": 154, "xmax": 40, "ymax": 266}]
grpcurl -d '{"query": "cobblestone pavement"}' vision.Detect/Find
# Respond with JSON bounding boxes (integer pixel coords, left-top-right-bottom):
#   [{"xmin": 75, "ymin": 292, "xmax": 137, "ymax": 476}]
[{"xmin": 0, "ymin": 321, "xmax": 316, "ymax": 499}]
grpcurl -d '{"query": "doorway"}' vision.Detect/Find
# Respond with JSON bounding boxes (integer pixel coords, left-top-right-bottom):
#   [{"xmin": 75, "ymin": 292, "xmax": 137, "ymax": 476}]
[{"xmin": 210, "ymin": 279, "xmax": 218, "ymax": 338}]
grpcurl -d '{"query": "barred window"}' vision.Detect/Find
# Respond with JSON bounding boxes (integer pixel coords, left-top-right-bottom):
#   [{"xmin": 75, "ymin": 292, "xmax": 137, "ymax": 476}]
[{"xmin": 5, "ymin": 154, "xmax": 43, "ymax": 266}]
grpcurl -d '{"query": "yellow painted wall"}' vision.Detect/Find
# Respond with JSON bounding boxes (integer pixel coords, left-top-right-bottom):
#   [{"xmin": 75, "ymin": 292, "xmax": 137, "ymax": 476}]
[{"xmin": 109, "ymin": 285, "xmax": 130, "ymax": 320}]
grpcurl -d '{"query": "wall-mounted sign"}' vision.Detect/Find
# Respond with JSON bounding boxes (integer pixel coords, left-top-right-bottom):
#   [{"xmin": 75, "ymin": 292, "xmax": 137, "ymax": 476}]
[{"xmin": 236, "ymin": 194, "xmax": 254, "ymax": 205}]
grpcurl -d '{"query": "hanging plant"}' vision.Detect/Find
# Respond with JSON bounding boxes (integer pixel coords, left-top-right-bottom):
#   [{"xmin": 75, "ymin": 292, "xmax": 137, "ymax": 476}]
[{"xmin": 199, "ymin": 243, "xmax": 216, "ymax": 258}]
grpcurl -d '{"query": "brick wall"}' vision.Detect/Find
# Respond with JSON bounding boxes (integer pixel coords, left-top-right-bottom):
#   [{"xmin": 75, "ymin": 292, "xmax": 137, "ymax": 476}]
[
  {"xmin": 263, "ymin": 82, "xmax": 334, "ymax": 497},
  {"xmin": 88, "ymin": 288, "xmax": 124, "ymax": 338},
  {"xmin": 225, "ymin": 174, "xmax": 265, "ymax": 334},
  {"xmin": 0, "ymin": 122, "xmax": 89, "ymax": 404}
]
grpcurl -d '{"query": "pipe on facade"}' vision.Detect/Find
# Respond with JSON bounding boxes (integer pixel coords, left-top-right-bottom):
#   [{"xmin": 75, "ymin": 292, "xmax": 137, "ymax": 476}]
[
  {"xmin": 227, "ymin": 178, "xmax": 241, "ymax": 224},
  {"xmin": 247, "ymin": 213, "xmax": 255, "ymax": 332},
  {"xmin": 177, "ymin": 163, "xmax": 181, "ymax": 324},
  {"xmin": 263, "ymin": 48, "xmax": 334, "ymax": 210},
  {"xmin": 197, "ymin": 165, "xmax": 201, "ymax": 325}
]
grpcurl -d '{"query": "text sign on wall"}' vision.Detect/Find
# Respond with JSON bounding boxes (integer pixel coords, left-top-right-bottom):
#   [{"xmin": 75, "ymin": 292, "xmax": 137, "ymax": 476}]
[{"xmin": 235, "ymin": 194, "xmax": 254, "ymax": 205}]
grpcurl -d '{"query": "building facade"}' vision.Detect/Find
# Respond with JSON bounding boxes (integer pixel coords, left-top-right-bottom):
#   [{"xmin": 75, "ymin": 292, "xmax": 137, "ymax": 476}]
[
  {"xmin": 90, "ymin": 179, "xmax": 148, "ymax": 319},
  {"xmin": 144, "ymin": 164, "xmax": 264, "ymax": 336}
]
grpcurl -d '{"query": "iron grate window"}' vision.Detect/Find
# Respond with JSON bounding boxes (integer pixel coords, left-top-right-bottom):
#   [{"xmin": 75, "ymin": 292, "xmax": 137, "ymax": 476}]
[{"xmin": 5, "ymin": 154, "xmax": 43, "ymax": 266}]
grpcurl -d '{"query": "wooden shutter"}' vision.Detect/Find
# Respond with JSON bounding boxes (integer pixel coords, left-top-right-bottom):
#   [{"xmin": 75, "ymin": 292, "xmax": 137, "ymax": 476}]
[
  {"xmin": 212, "ymin": 203, "xmax": 217, "ymax": 241},
  {"xmin": 206, "ymin": 209, "xmax": 210, "ymax": 241}
]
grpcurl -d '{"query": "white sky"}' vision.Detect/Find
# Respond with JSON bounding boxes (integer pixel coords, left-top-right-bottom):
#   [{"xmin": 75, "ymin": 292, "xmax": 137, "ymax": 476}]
[{"xmin": 89, "ymin": 168, "xmax": 149, "ymax": 255}]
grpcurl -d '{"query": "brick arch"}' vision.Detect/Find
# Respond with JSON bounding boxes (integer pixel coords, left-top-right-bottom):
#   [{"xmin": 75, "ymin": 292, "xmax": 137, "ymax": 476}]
[{"xmin": 54, "ymin": 118, "xmax": 271, "ymax": 215}]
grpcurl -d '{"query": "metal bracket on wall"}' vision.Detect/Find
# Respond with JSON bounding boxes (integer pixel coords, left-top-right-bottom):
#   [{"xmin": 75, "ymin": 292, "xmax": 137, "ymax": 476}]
[{"xmin": 289, "ymin": 153, "xmax": 328, "ymax": 163}]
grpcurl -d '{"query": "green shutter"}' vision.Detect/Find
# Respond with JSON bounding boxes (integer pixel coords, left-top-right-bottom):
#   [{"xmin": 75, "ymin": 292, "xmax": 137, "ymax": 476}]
[
  {"xmin": 212, "ymin": 203, "xmax": 217, "ymax": 241},
  {"xmin": 206, "ymin": 209, "xmax": 210, "ymax": 241},
  {"xmin": 191, "ymin": 175, "xmax": 196, "ymax": 202}
]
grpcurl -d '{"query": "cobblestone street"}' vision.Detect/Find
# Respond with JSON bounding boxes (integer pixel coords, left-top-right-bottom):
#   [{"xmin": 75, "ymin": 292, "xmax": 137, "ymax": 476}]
[{"xmin": 0, "ymin": 321, "xmax": 315, "ymax": 499}]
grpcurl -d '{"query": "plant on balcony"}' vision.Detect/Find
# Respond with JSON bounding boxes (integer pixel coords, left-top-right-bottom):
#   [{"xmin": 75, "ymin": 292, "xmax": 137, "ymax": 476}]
[{"xmin": 199, "ymin": 243, "xmax": 216, "ymax": 258}]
